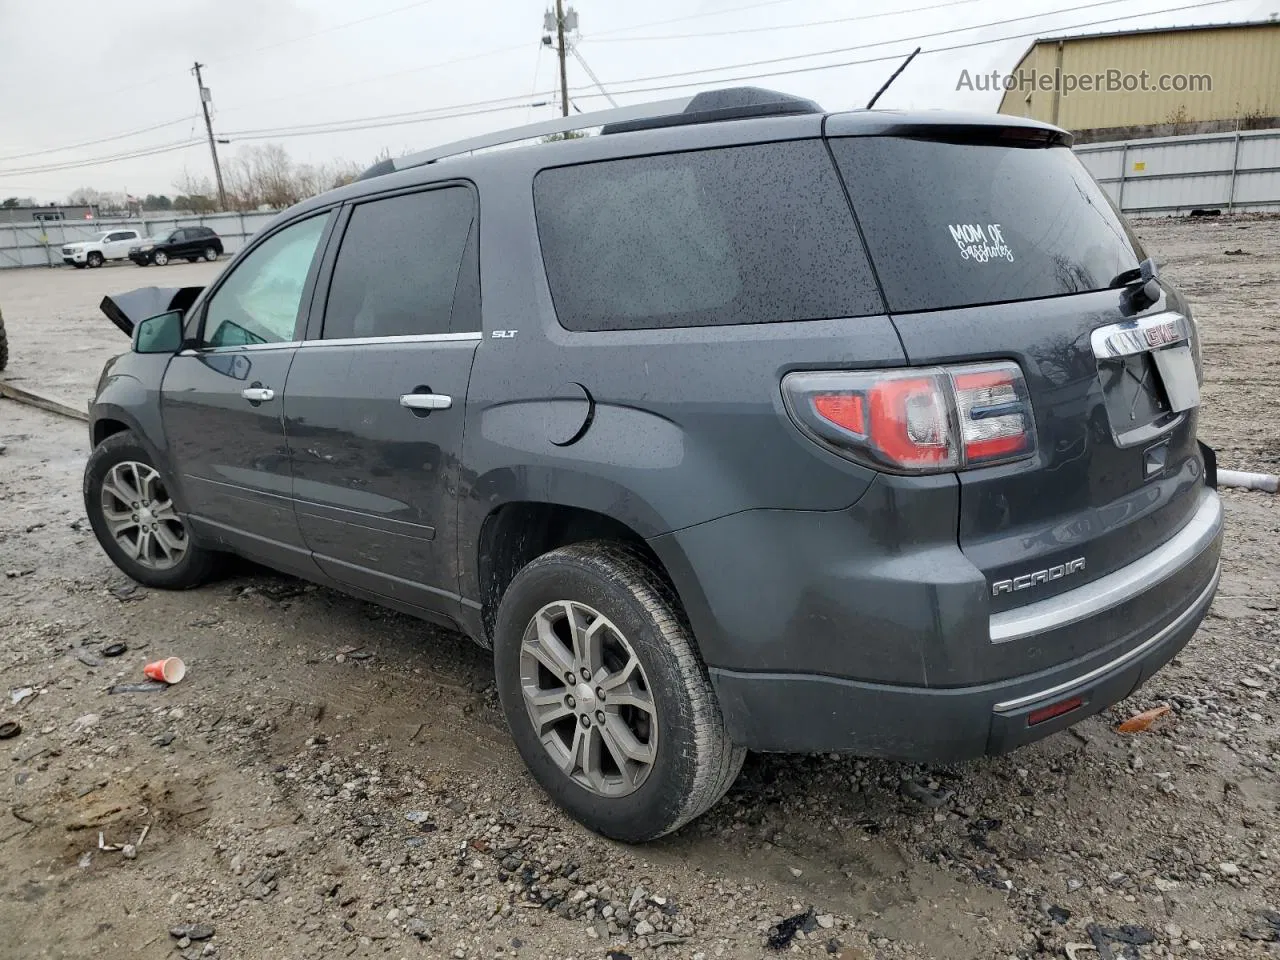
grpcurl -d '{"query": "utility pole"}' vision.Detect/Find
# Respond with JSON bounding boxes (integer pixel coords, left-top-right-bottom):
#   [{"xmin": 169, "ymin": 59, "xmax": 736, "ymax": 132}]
[
  {"xmin": 192, "ymin": 62, "xmax": 228, "ymax": 212},
  {"xmin": 554, "ymin": 0, "xmax": 570, "ymax": 117}
]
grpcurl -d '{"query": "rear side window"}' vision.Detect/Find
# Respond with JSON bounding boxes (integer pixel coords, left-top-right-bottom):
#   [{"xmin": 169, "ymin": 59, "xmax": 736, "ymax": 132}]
[
  {"xmin": 322, "ymin": 187, "xmax": 474, "ymax": 340},
  {"xmin": 534, "ymin": 141, "xmax": 883, "ymax": 331},
  {"xmin": 829, "ymin": 139, "xmax": 1141, "ymax": 313}
]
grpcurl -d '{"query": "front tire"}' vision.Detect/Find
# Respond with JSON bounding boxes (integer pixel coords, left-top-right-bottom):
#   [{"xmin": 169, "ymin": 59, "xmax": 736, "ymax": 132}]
[
  {"xmin": 152, "ymin": 250, "xmax": 169, "ymax": 266},
  {"xmin": 87, "ymin": 251, "xmax": 104, "ymax": 268},
  {"xmin": 494, "ymin": 541, "xmax": 744, "ymax": 842},
  {"xmin": 83, "ymin": 432, "xmax": 220, "ymax": 589}
]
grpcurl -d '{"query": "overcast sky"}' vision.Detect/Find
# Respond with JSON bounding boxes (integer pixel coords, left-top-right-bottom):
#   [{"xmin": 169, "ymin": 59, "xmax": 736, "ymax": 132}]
[{"xmin": 0, "ymin": 0, "xmax": 1272, "ymax": 202}]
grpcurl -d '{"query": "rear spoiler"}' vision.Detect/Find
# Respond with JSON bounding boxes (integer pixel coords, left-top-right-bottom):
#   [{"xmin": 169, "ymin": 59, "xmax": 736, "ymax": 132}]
[
  {"xmin": 824, "ymin": 111, "xmax": 1073, "ymax": 148},
  {"xmin": 99, "ymin": 286, "xmax": 203, "ymax": 337}
]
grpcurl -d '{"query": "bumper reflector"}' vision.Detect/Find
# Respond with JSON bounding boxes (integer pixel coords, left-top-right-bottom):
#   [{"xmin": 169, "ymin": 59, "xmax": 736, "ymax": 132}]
[{"xmin": 1026, "ymin": 695, "xmax": 1084, "ymax": 726}]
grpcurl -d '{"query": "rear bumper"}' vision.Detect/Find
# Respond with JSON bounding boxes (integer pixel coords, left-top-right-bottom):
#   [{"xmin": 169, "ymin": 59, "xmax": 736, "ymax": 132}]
[
  {"xmin": 710, "ymin": 561, "xmax": 1217, "ymax": 759},
  {"xmin": 652, "ymin": 479, "xmax": 1222, "ymax": 759}
]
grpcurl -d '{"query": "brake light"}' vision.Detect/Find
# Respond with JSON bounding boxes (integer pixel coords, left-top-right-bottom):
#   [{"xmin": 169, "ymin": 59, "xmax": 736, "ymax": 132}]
[{"xmin": 781, "ymin": 362, "xmax": 1035, "ymax": 474}]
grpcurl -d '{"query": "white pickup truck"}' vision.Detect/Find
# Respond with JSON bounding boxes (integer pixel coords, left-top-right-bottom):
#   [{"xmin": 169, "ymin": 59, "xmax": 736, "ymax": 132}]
[{"xmin": 61, "ymin": 228, "xmax": 144, "ymax": 268}]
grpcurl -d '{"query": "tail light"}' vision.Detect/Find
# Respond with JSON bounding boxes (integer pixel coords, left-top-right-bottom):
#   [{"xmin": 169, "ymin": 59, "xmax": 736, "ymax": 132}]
[{"xmin": 781, "ymin": 362, "xmax": 1036, "ymax": 474}]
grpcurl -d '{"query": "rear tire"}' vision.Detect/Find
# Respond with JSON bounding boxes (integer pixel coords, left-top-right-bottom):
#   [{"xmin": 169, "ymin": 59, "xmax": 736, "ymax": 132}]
[
  {"xmin": 203, "ymin": 247, "xmax": 218, "ymax": 262},
  {"xmin": 494, "ymin": 541, "xmax": 744, "ymax": 842},
  {"xmin": 86, "ymin": 251, "xmax": 103, "ymax": 268},
  {"xmin": 152, "ymin": 250, "xmax": 169, "ymax": 266},
  {"xmin": 83, "ymin": 431, "xmax": 221, "ymax": 589},
  {"xmin": 0, "ymin": 306, "xmax": 8, "ymax": 372}
]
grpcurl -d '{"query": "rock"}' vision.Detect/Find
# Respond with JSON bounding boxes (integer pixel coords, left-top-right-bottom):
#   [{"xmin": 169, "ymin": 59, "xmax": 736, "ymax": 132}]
[
  {"xmin": 628, "ymin": 886, "xmax": 646, "ymax": 913},
  {"xmin": 789, "ymin": 867, "xmax": 803, "ymax": 878},
  {"xmin": 1164, "ymin": 923, "xmax": 1183, "ymax": 940},
  {"xmin": 634, "ymin": 920, "xmax": 656, "ymax": 936},
  {"xmin": 899, "ymin": 778, "xmax": 953, "ymax": 808},
  {"xmin": 407, "ymin": 919, "xmax": 431, "ymax": 941},
  {"xmin": 170, "ymin": 924, "xmax": 215, "ymax": 941},
  {"xmin": 121, "ymin": 844, "xmax": 137, "ymax": 860},
  {"xmin": 817, "ymin": 914, "xmax": 836, "ymax": 929},
  {"xmin": 177, "ymin": 937, "xmax": 191, "ymax": 949},
  {"xmin": 1219, "ymin": 862, "xmax": 1241, "ymax": 877},
  {"xmin": 1067, "ymin": 879, "xmax": 1084, "ymax": 892}
]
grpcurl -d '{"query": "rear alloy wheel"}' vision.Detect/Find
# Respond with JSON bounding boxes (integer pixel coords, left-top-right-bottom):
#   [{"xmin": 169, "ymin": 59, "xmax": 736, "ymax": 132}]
[
  {"xmin": 203, "ymin": 246, "xmax": 218, "ymax": 262},
  {"xmin": 84, "ymin": 431, "xmax": 220, "ymax": 589},
  {"xmin": 152, "ymin": 250, "xmax": 169, "ymax": 266},
  {"xmin": 495, "ymin": 541, "xmax": 744, "ymax": 842},
  {"xmin": 86, "ymin": 251, "xmax": 103, "ymax": 268}
]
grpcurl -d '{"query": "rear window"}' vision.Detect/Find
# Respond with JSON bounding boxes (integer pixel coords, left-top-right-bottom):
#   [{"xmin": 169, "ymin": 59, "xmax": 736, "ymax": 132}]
[
  {"xmin": 534, "ymin": 141, "xmax": 883, "ymax": 331},
  {"xmin": 829, "ymin": 138, "xmax": 1140, "ymax": 313}
]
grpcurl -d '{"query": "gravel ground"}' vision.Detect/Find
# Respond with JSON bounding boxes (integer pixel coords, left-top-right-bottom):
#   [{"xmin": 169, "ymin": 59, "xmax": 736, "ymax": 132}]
[{"xmin": 0, "ymin": 219, "xmax": 1277, "ymax": 960}]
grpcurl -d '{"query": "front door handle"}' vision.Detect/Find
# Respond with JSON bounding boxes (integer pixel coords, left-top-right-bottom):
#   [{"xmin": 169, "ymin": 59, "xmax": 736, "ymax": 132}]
[
  {"xmin": 400, "ymin": 393, "xmax": 452, "ymax": 411},
  {"xmin": 241, "ymin": 387, "xmax": 275, "ymax": 402}
]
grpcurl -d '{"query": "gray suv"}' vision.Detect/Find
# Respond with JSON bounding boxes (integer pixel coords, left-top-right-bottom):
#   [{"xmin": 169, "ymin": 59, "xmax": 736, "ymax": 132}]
[{"xmin": 84, "ymin": 89, "xmax": 1223, "ymax": 842}]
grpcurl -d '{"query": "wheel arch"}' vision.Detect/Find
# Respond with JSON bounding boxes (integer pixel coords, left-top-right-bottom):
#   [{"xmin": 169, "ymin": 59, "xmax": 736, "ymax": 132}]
[{"xmin": 472, "ymin": 500, "xmax": 679, "ymax": 648}]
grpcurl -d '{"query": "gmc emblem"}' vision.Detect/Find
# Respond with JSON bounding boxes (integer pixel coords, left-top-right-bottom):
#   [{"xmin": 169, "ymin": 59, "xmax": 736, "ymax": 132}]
[
  {"xmin": 1143, "ymin": 320, "xmax": 1182, "ymax": 348},
  {"xmin": 991, "ymin": 558, "xmax": 1086, "ymax": 596}
]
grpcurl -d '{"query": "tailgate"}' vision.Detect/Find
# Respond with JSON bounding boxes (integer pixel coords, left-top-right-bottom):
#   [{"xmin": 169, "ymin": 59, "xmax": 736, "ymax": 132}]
[{"xmin": 828, "ymin": 127, "xmax": 1213, "ymax": 683}]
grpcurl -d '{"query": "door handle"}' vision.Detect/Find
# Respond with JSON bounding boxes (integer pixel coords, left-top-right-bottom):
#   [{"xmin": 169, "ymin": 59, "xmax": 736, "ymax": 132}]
[
  {"xmin": 241, "ymin": 387, "xmax": 275, "ymax": 402},
  {"xmin": 400, "ymin": 393, "xmax": 452, "ymax": 411}
]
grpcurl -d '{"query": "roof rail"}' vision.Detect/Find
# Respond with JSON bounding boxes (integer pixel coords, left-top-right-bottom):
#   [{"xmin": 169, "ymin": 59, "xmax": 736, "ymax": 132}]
[
  {"xmin": 356, "ymin": 87, "xmax": 823, "ymax": 181},
  {"xmin": 358, "ymin": 96, "xmax": 696, "ymax": 181}
]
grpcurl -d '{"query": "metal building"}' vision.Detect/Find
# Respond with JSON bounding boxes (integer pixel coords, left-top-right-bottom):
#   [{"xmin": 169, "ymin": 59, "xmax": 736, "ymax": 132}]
[{"xmin": 997, "ymin": 19, "xmax": 1279, "ymax": 144}]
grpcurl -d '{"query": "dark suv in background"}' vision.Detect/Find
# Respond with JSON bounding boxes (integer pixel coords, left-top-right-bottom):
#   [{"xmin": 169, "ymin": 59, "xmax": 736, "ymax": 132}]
[
  {"xmin": 85, "ymin": 89, "xmax": 1222, "ymax": 842},
  {"xmin": 129, "ymin": 225, "xmax": 223, "ymax": 266}
]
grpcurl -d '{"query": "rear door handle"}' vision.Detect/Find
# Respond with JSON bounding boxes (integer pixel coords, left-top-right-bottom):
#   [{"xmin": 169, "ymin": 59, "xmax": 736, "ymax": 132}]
[
  {"xmin": 400, "ymin": 393, "xmax": 452, "ymax": 411},
  {"xmin": 241, "ymin": 387, "xmax": 275, "ymax": 402}
]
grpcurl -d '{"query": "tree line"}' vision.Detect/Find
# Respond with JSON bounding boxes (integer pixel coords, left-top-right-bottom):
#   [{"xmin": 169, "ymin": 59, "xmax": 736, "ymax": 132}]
[{"xmin": 57, "ymin": 143, "xmax": 376, "ymax": 215}]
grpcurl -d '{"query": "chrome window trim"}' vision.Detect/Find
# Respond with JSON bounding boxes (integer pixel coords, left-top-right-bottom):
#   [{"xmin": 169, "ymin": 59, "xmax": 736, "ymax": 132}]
[
  {"xmin": 298, "ymin": 332, "xmax": 484, "ymax": 348},
  {"xmin": 990, "ymin": 488, "xmax": 1221, "ymax": 644},
  {"xmin": 178, "ymin": 341, "xmax": 300, "ymax": 356},
  {"xmin": 993, "ymin": 562, "xmax": 1219, "ymax": 714}
]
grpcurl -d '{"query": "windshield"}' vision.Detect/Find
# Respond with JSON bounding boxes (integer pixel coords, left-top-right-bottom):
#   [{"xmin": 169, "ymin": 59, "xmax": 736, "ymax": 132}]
[{"xmin": 829, "ymin": 139, "xmax": 1142, "ymax": 313}]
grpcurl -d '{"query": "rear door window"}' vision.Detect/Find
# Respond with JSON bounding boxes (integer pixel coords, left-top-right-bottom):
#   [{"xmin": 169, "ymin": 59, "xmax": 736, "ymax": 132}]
[
  {"xmin": 533, "ymin": 141, "xmax": 883, "ymax": 331},
  {"xmin": 828, "ymin": 138, "xmax": 1141, "ymax": 313},
  {"xmin": 321, "ymin": 186, "xmax": 475, "ymax": 340}
]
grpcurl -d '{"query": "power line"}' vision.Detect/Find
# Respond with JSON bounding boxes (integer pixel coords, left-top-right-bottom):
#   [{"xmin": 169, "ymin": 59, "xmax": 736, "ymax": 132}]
[
  {"xmin": 211, "ymin": 0, "xmax": 1246, "ymax": 144},
  {"xmin": 0, "ymin": 140, "xmax": 204, "ymax": 178},
  {"xmin": 0, "ymin": 117, "xmax": 198, "ymax": 164},
  {"xmin": 585, "ymin": 0, "xmax": 991, "ymax": 42},
  {"xmin": 227, "ymin": 102, "xmax": 550, "ymax": 142},
  {"xmin": 215, "ymin": 41, "xmax": 534, "ymax": 117},
  {"xmin": 576, "ymin": 0, "xmax": 1227, "ymax": 91},
  {"xmin": 569, "ymin": 0, "xmax": 1248, "ymax": 101},
  {"xmin": 586, "ymin": 0, "xmax": 822, "ymax": 39},
  {"xmin": 215, "ymin": 0, "xmax": 446, "ymax": 64}
]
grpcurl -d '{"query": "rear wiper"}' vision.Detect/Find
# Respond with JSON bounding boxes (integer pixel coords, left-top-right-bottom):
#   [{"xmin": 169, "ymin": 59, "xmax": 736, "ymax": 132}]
[{"xmin": 1110, "ymin": 257, "xmax": 1161, "ymax": 311}]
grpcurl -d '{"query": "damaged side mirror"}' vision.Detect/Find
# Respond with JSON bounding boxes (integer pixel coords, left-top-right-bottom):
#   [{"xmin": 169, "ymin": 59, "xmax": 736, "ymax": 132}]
[{"xmin": 132, "ymin": 310, "xmax": 184, "ymax": 355}]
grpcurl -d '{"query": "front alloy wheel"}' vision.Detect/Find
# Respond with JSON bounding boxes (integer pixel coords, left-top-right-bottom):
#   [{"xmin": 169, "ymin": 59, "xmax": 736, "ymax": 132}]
[
  {"xmin": 520, "ymin": 600, "xmax": 657, "ymax": 798},
  {"xmin": 153, "ymin": 250, "xmax": 169, "ymax": 266},
  {"xmin": 99, "ymin": 460, "xmax": 188, "ymax": 570},
  {"xmin": 84, "ymin": 431, "xmax": 220, "ymax": 589}
]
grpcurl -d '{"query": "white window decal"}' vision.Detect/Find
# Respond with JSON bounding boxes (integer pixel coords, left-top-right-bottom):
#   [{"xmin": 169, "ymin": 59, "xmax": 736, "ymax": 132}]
[{"xmin": 948, "ymin": 223, "xmax": 1015, "ymax": 264}]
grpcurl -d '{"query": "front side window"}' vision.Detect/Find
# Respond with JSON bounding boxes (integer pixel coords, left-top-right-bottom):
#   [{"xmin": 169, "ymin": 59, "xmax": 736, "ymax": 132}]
[
  {"xmin": 321, "ymin": 186, "xmax": 475, "ymax": 340},
  {"xmin": 201, "ymin": 214, "xmax": 330, "ymax": 348},
  {"xmin": 533, "ymin": 141, "xmax": 883, "ymax": 331}
]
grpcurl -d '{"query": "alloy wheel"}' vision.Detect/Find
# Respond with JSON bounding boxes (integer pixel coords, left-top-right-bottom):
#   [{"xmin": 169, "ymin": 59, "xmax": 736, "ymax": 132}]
[
  {"xmin": 99, "ymin": 461, "xmax": 188, "ymax": 570},
  {"xmin": 519, "ymin": 600, "xmax": 658, "ymax": 798}
]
